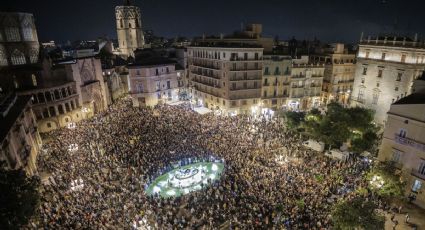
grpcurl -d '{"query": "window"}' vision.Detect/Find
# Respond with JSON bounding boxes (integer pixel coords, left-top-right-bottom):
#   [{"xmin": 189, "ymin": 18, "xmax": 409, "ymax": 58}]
[
  {"xmin": 399, "ymin": 129, "xmax": 407, "ymax": 138},
  {"xmin": 361, "ymin": 78, "xmax": 365, "ymax": 84},
  {"xmin": 31, "ymin": 74, "xmax": 37, "ymax": 86},
  {"xmin": 232, "ymin": 83, "xmax": 236, "ymax": 90},
  {"xmin": 396, "ymin": 73, "xmax": 402, "ymax": 81},
  {"xmin": 381, "ymin": 53, "xmax": 386, "ymax": 60},
  {"xmin": 22, "ymin": 28, "xmax": 33, "ymax": 41},
  {"xmin": 418, "ymin": 161, "xmax": 425, "ymax": 176},
  {"xmin": 412, "ymin": 180, "xmax": 422, "ymax": 192},
  {"xmin": 263, "ymin": 91, "xmax": 267, "ymax": 97},
  {"xmin": 274, "ymin": 67, "xmax": 280, "ymax": 75},
  {"xmin": 391, "ymin": 149, "xmax": 402, "ymax": 162},
  {"xmin": 401, "ymin": 54, "xmax": 406, "ymax": 63},
  {"xmin": 377, "ymin": 69, "xmax": 383, "ymax": 78},
  {"xmin": 372, "ymin": 92, "xmax": 379, "ymax": 105},
  {"xmin": 395, "ymin": 86, "xmax": 399, "ymax": 91},
  {"xmin": 65, "ymin": 103, "xmax": 71, "ymax": 112},
  {"xmin": 166, "ymin": 67, "xmax": 169, "ymax": 73},
  {"xmin": 155, "ymin": 69, "xmax": 159, "ymax": 75},
  {"xmin": 357, "ymin": 88, "xmax": 364, "ymax": 102},
  {"xmin": 155, "ymin": 81, "xmax": 161, "ymax": 91},
  {"xmin": 11, "ymin": 49, "xmax": 26, "ymax": 65},
  {"xmin": 29, "ymin": 48, "xmax": 38, "ymax": 63},
  {"xmin": 376, "ymin": 82, "xmax": 380, "ymax": 87},
  {"xmin": 49, "ymin": 107, "xmax": 56, "ymax": 116},
  {"xmin": 264, "ymin": 67, "xmax": 269, "ymax": 75},
  {"xmin": 254, "ymin": 81, "xmax": 258, "ymax": 88},
  {"xmin": 264, "ymin": 78, "xmax": 268, "ymax": 85},
  {"xmin": 136, "ymin": 70, "xmax": 140, "ymax": 75},
  {"xmin": 136, "ymin": 82, "xmax": 143, "ymax": 93},
  {"xmin": 0, "ymin": 46, "xmax": 7, "ymax": 66},
  {"xmin": 365, "ymin": 51, "xmax": 370, "ymax": 58},
  {"xmin": 242, "ymin": 100, "xmax": 247, "ymax": 105},
  {"xmin": 255, "ymin": 53, "xmax": 259, "ymax": 60},
  {"xmin": 167, "ymin": 81, "xmax": 171, "ymax": 89},
  {"xmin": 120, "ymin": 19, "xmax": 123, "ymax": 28},
  {"xmin": 243, "ymin": 82, "xmax": 247, "ymax": 89},
  {"xmin": 363, "ymin": 67, "xmax": 367, "ymax": 75},
  {"xmin": 129, "ymin": 23, "xmax": 132, "ymax": 28},
  {"xmin": 5, "ymin": 27, "xmax": 20, "ymax": 41},
  {"xmin": 244, "ymin": 53, "xmax": 248, "ymax": 60},
  {"xmin": 47, "ymin": 122, "xmax": 51, "ymax": 128}
]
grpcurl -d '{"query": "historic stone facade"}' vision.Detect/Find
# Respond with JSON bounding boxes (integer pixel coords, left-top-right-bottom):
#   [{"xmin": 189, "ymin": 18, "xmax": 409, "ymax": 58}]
[
  {"xmin": 0, "ymin": 12, "xmax": 39, "ymax": 68},
  {"xmin": 19, "ymin": 57, "xmax": 108, "ymax": 133},
  {"xmin": 351, "ymin": 36, "xmax": 425, "ymax": 125},
  {"xmin": 115, "ymin": 0, "xmax": 145, "ymax": 57},
  {"xmin": 0, "ymin": 94, "xmax": 42, "ymax": 175}
]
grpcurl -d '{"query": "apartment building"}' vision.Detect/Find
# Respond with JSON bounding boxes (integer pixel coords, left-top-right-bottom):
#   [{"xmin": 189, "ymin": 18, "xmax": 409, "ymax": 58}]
[
  {"xmin": 261, "ymin": 55, "xmax": 292, "ymax": 111},
  {"xmin": 378, "ymin": 89, "xmax": 425, "ymax": 208},
  {"xmin": 188, "ymin": 44, "xmax": 263, "ymax": 116}
]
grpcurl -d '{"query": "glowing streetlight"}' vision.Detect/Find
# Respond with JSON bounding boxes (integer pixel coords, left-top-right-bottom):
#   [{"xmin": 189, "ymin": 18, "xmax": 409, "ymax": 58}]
[{"xmin": 370, "ymin": 175, "xmax": 385, "ymax": 189}]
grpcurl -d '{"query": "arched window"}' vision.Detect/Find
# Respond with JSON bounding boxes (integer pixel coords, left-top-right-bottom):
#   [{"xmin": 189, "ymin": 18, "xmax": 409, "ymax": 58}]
[
  {"xmin": 58, "ymin": 104, "xmax": 64, "ymax": 114},
  {"xmin": 129, "ymin": 23, "xmax": 132, "ymax": 28},
  {"xmin": 54, "ymin": 89, "xmax": 60, "ymax": 100},
  {"xmin": 31, "ymin": 74, "xmax": 37, "ymax": 86},
  {"xmin": 120, "ymin": 19, "xmax": 123, "ymax": 28},
  {"xmin": 61, "ymin": 88, "xmax": 67, "ymax": 97},
  {"xmin": 49, "ymin": 106, "xmax": 56, "ymax": 116},
  {"xmin": 5, "ymin": 27, "xmax": 20, "ymax": 41},
  {"xmin": 0, "ymin": 46, "xmax": 7, "ymax": 66},
  {"xmin": 29, "ymin": 48, "xmax": 38, "ymax": 63},
  {"xmin": 11, "ymin": 49, "xmax": 26, "ymax": 65},
  {"xmin": 65, "ymin": 103, "xmax": 71, "ymax": 112},
  {"xmin": 37, "ymin": 92, "xmax": 45, "ymax": 103},
  {"xmin": 22, "ymin": 28, "xmax": 33, "ymax": 41},
  {"xmin": 45, "ymin": 92, "xmax": 52, "ymax": 102}
]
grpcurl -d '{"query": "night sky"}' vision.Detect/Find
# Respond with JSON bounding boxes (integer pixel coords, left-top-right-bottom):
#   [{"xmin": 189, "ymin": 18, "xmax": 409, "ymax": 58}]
[{"xmin": 2, "ymin": 0, "xmax": 425, "ymax": 43}]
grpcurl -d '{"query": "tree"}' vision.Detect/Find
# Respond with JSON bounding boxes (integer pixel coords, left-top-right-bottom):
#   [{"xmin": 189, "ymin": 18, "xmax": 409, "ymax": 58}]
[
  {"xmin": 332, "ymin": 197, "xmax": 385, "ymax": 230},
  {"xmin": 367, "ymin": 161, "xmax": 405, "ymax": 200},
  {"xmin": 283, "ymin": 111, "xmax": 305, "ymax": 130},
  {"xmin": 0, "ymin": 168, "xmax": 40, "ymax": 229}
]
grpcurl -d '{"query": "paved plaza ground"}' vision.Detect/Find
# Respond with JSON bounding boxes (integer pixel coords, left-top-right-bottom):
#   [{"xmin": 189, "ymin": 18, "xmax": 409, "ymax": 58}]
[{"xmin": 385, "ymin": 202, "xmax": 425, "ymax": 230}]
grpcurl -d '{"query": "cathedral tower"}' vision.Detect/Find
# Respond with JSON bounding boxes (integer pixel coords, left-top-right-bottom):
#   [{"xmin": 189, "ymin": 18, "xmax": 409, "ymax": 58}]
[{"xmin": 115, "ymin": 0, "xmax": 145, "ymax": 57}]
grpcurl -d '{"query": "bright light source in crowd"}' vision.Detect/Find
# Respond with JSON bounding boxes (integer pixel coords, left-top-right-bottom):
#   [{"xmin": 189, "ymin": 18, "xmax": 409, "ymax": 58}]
[
  {"xmin": 81, "ymin": 107, "xmax": 89, "ymax": 113},
  {"xmin": 153, "ymin": 186, "xmax": 161, "ymax": 193},
  {"xmin": 209, "ymin": 174, "xmax": 216, "ymax": 180},
  {"xmin": 166, "ymin": 190, "xmax": 176, "ymax": 196},
  {"xmin": 211, "ymin": 163, "xmax": 218, "ymax": 171},
  {"xmin": 67, "ymin": 122, "xmax": 76, "ymax": 129},
  {"xmin": 68, "ymin": 144, "xmax": 78, "ymax": 152},
  {"xmin": 370, "ymin": 175, "xmax": 384, "ymax": 189}
]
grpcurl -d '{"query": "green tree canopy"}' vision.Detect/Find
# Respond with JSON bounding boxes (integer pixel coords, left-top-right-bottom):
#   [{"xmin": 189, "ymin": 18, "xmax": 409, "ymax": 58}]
[
  {"xmin": 0, "ymin": 168, "xmax": 40, "ymax": 229},
  {"xmin": 367, "ymin": 161, "xmax": 405, "ymax": 200},
  {"xmin": 331, "ymin": 197, "xmax": 385, "ymax": 230}
]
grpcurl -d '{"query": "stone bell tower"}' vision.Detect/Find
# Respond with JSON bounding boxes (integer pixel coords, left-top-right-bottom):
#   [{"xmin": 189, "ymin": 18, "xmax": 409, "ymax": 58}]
[{"xmin": 115, "ymin": 0, "xmax": 145, "ymax": 57}]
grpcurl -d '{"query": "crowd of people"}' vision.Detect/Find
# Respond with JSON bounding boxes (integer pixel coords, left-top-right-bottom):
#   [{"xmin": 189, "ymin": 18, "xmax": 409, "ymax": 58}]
[{"xmin": 32, "ymin": 98, "xmax": 373, "ymax": 229}]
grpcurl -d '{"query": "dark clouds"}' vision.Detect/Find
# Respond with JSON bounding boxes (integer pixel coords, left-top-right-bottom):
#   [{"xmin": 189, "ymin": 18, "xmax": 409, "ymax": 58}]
[{"xmin": 2, "ymin": 0, "xmax": 424, "ymax": 43}]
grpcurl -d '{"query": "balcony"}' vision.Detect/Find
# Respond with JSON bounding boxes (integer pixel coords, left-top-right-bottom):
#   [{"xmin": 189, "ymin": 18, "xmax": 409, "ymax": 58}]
[
  {"xmin": 411, "ymin": 168, "xmax": 425, "ymax": 180},
  {"xmin": 191, "ymin": 63, "xmax": 221, "ymax": 70},
  {"xmin": 230, "ymin": 87, "xmax": 260, "ymax": 91},
  {"xmin": 292, "ymin": 74, "xmax": 306, "ymax": 79},
  {"xmin": 394, "ymin": 134, "xmax": 425, "ymax": 152},
  {"xmin": 230, "ymin": 57, "xmax": 262, "ymax": 61},
  {"xmin": 190, "ymin": 71, "xmax": 221, "ymax": 80},
  {"xmin": 229, "ymin": 77, "xmax": 261, "ymax": 81},
  {"xmin": 230, "ymin": 67, "xmax": 262, "ymax": 72},
  {"xmin": 292, "ymin": 84, "xmax": 305, "ymax": 88}
]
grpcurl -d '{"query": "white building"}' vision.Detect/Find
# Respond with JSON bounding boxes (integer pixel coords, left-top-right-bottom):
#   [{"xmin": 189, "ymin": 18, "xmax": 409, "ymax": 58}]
[
  {"xmin": 127, "ymin": 58, "xmax": 182, "ymax": 107},
  {"xmin": 351, "ymin": 35, "xmax": 425, "ymax": 125}
]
